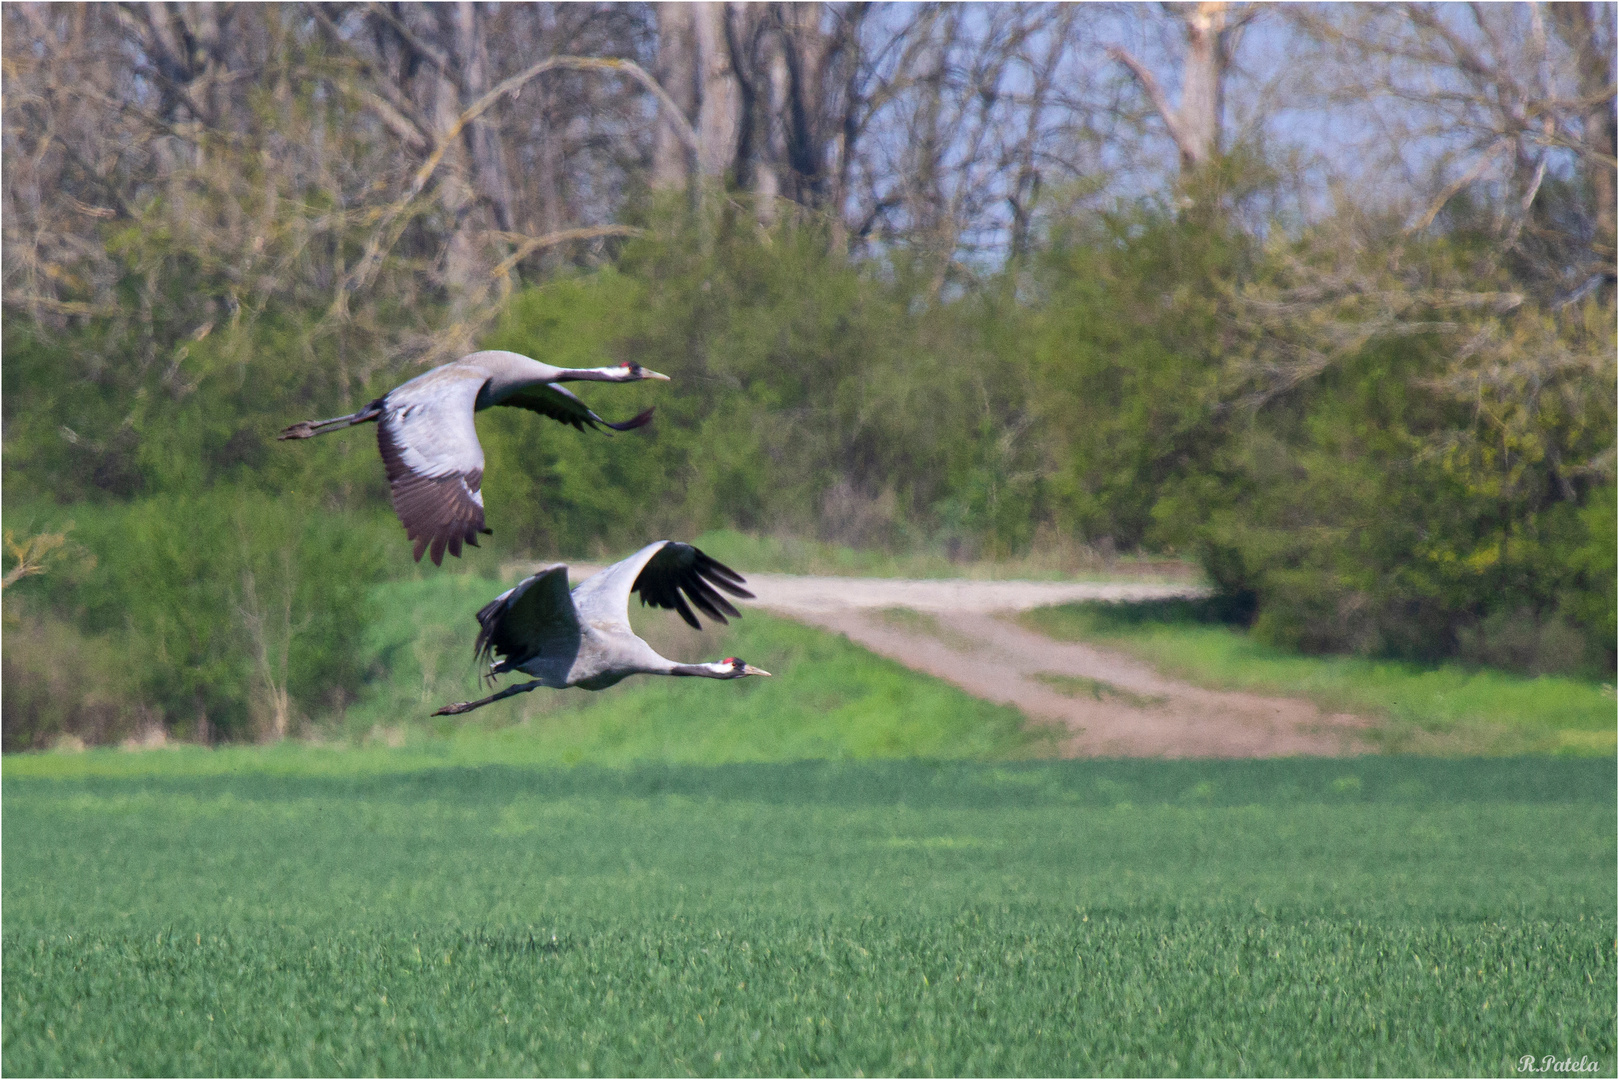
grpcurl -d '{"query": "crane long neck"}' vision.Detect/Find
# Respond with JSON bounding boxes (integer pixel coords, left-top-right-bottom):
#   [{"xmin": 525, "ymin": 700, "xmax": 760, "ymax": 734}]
[
  {"xmin": 552, "ymin": 366, "xmax": 629, "ymax": 382},
  {"xmin": 668, "ymin": 662, "xmax": 730, "ymax": 678}
]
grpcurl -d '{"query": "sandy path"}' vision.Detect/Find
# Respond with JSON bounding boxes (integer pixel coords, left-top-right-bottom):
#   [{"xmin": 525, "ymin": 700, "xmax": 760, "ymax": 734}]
[
  {"xmin": 733, "ymin": 574, "xmax": 1370, "ymax": 758},
  {"xmin": 736, "ymin": 573, "xmax": 1208, "ymax": 614}
]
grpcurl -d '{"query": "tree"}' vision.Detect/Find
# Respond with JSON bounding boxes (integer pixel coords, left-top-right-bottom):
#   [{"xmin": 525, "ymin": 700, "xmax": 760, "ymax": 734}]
[
  {"xmin": 1108, "ymin": 2, "xmax": 1257, "ymax": 174},
  {"xmin": 1287, "ymin": 3, "xmax": 1615, "ymax": 299},
  {"xmin": 1201, "ymin": 2, "xmax": 1619, "ymax": 666},
  {"xmin": 2, "ymin": 3, "xmax": 669, "ymax": 409}
]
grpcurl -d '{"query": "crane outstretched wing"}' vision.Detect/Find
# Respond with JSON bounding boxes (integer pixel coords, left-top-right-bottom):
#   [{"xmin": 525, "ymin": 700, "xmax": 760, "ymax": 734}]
[
  {"xmin": 571, "ymin": 541, "xmax": 753, "ymax": 632},
  {"xmin": 377, "ymin": 370, "xmax": 489, "ymax": 566},
  {"xmin": 500, "ymin": 383, "xmax": 654, "ymax": 433},
  {"xmin": 475, "ymin": 565, "xmax": 581, "ymax": 674}
]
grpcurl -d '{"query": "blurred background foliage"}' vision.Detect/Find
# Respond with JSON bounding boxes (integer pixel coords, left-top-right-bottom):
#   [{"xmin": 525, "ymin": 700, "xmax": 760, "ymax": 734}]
[{"xmin": 3, "ymin": 3, "xmax": 1613, "ymax": 748}]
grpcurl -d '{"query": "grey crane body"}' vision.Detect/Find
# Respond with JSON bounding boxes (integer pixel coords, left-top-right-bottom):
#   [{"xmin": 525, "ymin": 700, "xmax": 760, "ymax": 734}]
[
  {"xmin": 433, "ymin": 541, "xmax": 769, "ymax": 716},
  {"xmin": 278, "ymin": 350, "xmax": 668, "ymax": 565}
]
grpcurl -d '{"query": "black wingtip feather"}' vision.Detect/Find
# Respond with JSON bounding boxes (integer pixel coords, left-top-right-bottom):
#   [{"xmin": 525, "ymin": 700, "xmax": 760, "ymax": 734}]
[
  {"xmin": 703, "ymin": 586, "xmax": 742, "ymax": 620},
  {"xmin": 710, "ymin": 578, "xmax": 754, "ymax": 599},
  {"xmin": 688, "ymin": 577, "xmax": 737, "ymax": 622},
  {"xmin": 684, "ymin": 584, "xmax": 727, "ymax": 624},
  {"xmin": 696, "ymin": 554, "xmax": 752, "ymax": 594},
  {"xmin": 671, "ymin": 590, "xmax": 701, "ymax": 630},
  {"xmin": 628, "ymin": 543, "xmax": 753, "ymax": 631}
]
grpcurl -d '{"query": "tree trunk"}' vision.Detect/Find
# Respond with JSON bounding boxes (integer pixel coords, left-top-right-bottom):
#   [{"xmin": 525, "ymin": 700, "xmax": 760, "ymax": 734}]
[
  {"xmin": 753, "ymin": 30, "xmax": 789, "ymax": 221},
  {"xmin": 777, "ymin": 2, "xmax": 833, "ymax": 208},
  {"xmin": 1552, "ymin": 3, "xmax": 1616, "ymax": 265},
  {"xmin": 694, "ymin": 2, "xmax": 741, "ymax": 183},
  {"xmin": 653, "ymin": 2, "xmax": 699, "ymax": 190},
  {"xmin": 1110, "ymin": 1, "xmax": 1239, "ymax": 174},
  {"xmin": 456, "ymin": 2, "xmax": 515, "ymax": 236},
  {"xmin": 1176, "ymin": 3, "xmax": 1226, "ymax": 170}
]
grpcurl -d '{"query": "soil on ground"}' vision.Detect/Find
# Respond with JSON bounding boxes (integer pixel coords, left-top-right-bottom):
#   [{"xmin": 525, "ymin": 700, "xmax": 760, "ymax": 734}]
[{"xmin": 737, "ymin": 573, "xmax": 1371, "ymax": 758}]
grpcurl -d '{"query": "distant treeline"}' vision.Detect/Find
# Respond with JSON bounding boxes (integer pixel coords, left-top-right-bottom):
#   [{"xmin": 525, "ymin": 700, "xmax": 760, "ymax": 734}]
[{"xmin": 3, "ymin": 4, "xmax": 1613, "ymax": 747}]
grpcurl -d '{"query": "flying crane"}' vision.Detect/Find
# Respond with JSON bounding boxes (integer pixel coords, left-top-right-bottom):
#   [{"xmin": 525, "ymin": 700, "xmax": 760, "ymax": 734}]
[
  {"xmin": 279, "ymin": 350, "xmax": 668, "ymax": 565},
  {"xmin": 433, "ymin": 541, "xmax": 770, "ymax": 716}
]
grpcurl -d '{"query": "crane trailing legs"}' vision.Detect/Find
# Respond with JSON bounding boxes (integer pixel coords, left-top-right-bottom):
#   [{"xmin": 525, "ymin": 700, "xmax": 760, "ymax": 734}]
[
  {"xmin": 433, "ymin": 541, "xmax": 770, "ymax": 716},
  {"xmin": 278, "ymin": 350, "xmax": 668, "ymax": 565}
]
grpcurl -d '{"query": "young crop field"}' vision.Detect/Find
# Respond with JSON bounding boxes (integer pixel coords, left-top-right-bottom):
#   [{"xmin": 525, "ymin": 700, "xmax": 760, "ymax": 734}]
[{"xmin": 4, "ymin": 753, "xmax": 1614, "ymax": 1076}]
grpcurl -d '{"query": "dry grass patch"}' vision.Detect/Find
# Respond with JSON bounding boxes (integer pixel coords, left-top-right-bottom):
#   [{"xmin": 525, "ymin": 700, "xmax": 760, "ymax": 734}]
[
  {"xmin": 1032, "ymin": 672, "xmax": 1167, "ymax": 708},
  {"xmin": 873, "ymin": 607, "xmax": 979, "ymax": 652}
]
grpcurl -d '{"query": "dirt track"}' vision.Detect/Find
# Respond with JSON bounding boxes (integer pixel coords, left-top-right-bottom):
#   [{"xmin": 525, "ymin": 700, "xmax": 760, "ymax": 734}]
[{"xmin": 735, "ymin": 574, "xmax": 1371, "ymax": 758}]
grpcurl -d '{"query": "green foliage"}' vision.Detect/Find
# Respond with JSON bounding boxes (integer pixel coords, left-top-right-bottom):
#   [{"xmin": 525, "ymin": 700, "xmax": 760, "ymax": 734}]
[
  {"xmin": 3, "ymin": 203, "xmax": 1611, "ymax": 751},
  {"xmin": 1564, "ymin": 490, "xmax": 1619, "ymax": 650},
  {"xmin": 4, "ymin": 755, "xmax": 1613, "ymax": 1075},
  {"xmin": 339, "ymin": 576, "xmax": 1040, "ymax": 763},
  {"xmin": 0, "ymin": 313, "xmax": 391, "ymax": 508},
  {"xmin": 1029, "ymin": 205, "xmax": 1252, "ymax": 551},
  {"xmin": 2, "ymin": 492, "xmax": 387, "ymax": 746},
  {"xmin": 1020, "ymin": 601, "xmax": 1617, "ymax": 755},
  {"xmin": 1018, "ymin": 199, "xmax": 1616, "ymax": 675},
  {"xmin": 0, "ymin": 611, "xmax": 148, "ymax": 750},
  {"xmin": 476, "ymin": 219, "xmax": 1041, "ymax": 556},
  {"xmin": 1190, "ymin": 222, "xmax": 1618, "ymax": 671}
]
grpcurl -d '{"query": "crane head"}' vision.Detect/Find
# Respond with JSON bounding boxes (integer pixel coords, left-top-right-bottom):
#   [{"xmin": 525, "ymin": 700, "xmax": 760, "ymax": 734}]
[
  {"xmin": 719, "ymin": 657, "xmax": 771, "ymax": 678},
  {"xmin": 619, "ymin": 361, "xmax": 670, "ymax": 382}
]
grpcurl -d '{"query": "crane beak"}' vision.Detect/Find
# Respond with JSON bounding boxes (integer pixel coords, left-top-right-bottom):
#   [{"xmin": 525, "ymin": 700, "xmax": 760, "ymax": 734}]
[
  {"xmin": 639, "ymin": 367, "xmax": 671, "ymax": 381},
  {"xmin": 742, "ymin": 664, "xmax": 772, "ymax": 677}
]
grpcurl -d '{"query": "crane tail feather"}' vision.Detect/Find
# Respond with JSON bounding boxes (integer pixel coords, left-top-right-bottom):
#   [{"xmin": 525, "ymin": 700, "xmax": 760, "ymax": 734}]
[{"xmin": 601, "ymin": 406, "xmax": 655, "ymax": 432}]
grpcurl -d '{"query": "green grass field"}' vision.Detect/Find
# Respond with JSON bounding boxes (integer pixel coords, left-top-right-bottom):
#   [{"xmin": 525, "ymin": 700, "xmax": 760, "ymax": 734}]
[
  {"xmin": 1019, "ymin": 600, "xmax": 1618, "ymax": 757},
  {"xmin": 4, "ymin": 751, "xmax": 1614, "ymax": 1076}
]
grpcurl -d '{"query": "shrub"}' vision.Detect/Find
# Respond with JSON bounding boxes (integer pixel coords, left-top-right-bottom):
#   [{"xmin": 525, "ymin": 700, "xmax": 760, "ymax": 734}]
[
  {"xmin": 5, "ymin": 490, "xmax": 386, "ymax": 742},
  {"xmin": 476, "ymin": 219, "xmax": 1041, "ymax": 556}
]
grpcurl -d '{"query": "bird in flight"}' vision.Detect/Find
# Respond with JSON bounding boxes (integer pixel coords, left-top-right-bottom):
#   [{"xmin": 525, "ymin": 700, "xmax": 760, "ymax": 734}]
[
  {"xmin": 433, "ymin": 541, "xmax": 770, "ymax": 716},
  {"xmin": 279, "ymin": 350, "xmax": 668, "ymax": 565}
]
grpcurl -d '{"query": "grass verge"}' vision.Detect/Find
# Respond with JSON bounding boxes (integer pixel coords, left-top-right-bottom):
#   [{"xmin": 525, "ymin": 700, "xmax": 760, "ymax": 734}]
[
  {"xmin": 1019, "ymin": 600, "xmax": 1617, "ymax": 755},
  {"xmin": 3, "ymin": 754, "xmax": 1612, "ymax": 1076}
]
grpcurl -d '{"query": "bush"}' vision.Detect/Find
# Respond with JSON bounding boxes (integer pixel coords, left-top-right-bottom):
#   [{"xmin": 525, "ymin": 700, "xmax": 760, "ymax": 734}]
[
  {"xmin": 0, "ymin": 610, "xmax": 155, "ymax": 751},
  {"xmin": 4, "ymin": 490, "xmax": 387, "ymax": 743},
  {"xmin": 475, "ymin": 218, "xmax": 1042, "ymax": 556},
  {"xmin": 1029, "ymin": 205, "xmax": 1251, "ymax": 552},
  {"xmin": 1196, "ymin": 288, "xmax": 1616, "ymax": 675}
]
